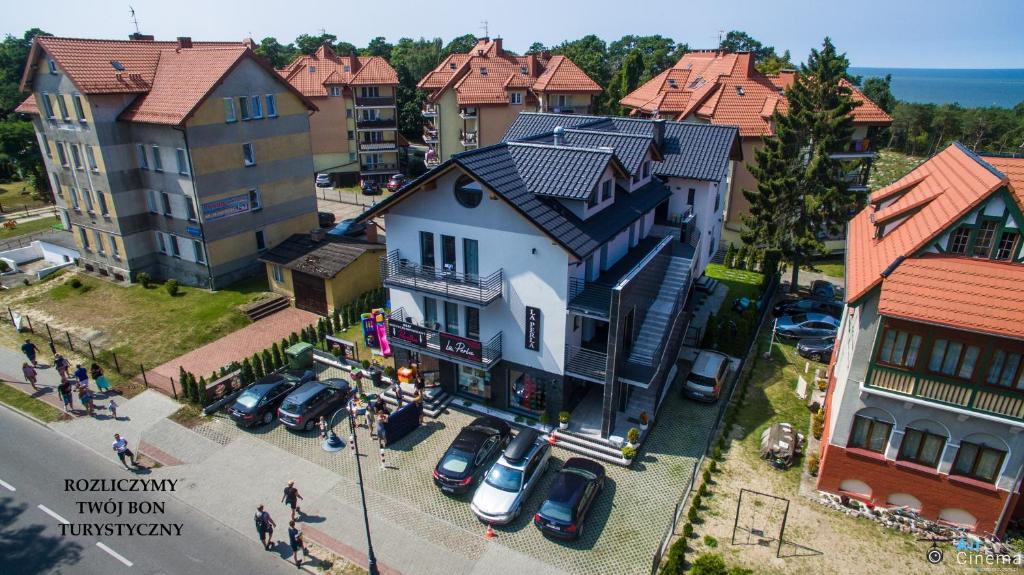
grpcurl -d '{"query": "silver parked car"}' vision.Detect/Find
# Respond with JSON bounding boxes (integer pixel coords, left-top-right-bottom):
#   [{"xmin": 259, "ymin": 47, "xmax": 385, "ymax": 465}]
[
  {"xmin": 774, "ymin": 313, "xmax": 841, "ymax": 340},
  {"xmin": 470, "ymin": 428, "xmax": 551, "ymax": 525}
]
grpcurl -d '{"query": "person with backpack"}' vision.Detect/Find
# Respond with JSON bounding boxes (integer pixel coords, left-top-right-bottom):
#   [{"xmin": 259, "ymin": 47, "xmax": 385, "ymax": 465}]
[
  {"xmin": 54, "ymin": 353, "xmax": 70, "ymax": 379},
  {"xmin": 254, "ymin": 505, "xmax": 275, "ymax": 550}
]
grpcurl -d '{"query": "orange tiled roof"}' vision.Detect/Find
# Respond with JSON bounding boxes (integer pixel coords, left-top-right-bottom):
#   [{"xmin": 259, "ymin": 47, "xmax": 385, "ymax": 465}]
[
  {"xmin": 417, "ymin": 38, "xmax": 599, "ymax": 105},
  {"xmin": 879, "ymin": 256, "xmax": 1024, "ymax": 341},
  {"xmin": 621, "ymin": 50, "xmax": 891, "ymax": 137},
  {"xmin": 20, "ymin": 36, "xmax": 243, "ymax": 94},
  {"xmin": 845, "ymin": 143, "xmax": 1008, "ymax": 303},
  {"xmin": 280, "ymin": 44, "xmax": 397, "ymax": 97},
  {"xmin": 14, "ymin": 95, "xmax": 38, "ymax": 114}
]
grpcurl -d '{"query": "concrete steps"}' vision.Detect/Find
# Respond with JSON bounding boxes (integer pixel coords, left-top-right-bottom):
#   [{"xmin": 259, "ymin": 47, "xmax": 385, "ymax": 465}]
[
  {"xmin": 627, "ymin": 256, "xmax": 691, "ymax": 365},
  {"xmin": 243, "ymin": 296, "xmax": 290, "ymax": 321},
  {"xmin": 380, "ymin": 385, "xmax": 452, "ymax": 419},
  {"xmin": 550, "ymin": 428, "xmax": 631, "ymax": 466}
]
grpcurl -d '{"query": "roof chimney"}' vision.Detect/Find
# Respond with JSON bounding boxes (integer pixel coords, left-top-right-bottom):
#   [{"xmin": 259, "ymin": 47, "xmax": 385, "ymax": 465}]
[
  {"xmin": 736, "ymin": 52, "xmax": 755, "ymax": 77},
  {"xmin": 553, "ymin": 126, "xmax": 565, "ymax": 147},
  {"xmin": 526, "ymin": 54, "xmax": 537, "ymax": 76},
  {"xmin": 176, "ymin": 36, "xmax": 192, "ymax": 49},
  {"xmin": 128, "ymin": 33, "xmax": 154, "ymax": 41},
  {"xmin": 349, "ymin": 51, "xmax": 361, "ymax": 74},
  {"xmin": 492, "ymin": 37, "xmax": 503, "ymax": 55},
  {"xmin": 651, "ymin": 118, "xmax": 666, "ymax": 152}
]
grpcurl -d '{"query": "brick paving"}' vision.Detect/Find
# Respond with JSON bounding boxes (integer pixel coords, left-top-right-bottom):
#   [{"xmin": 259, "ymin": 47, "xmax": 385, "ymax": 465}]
[
  {"xmin": 193, "ymin": 363, "xmax": 721, "ymax": 575},
  {"xmin": 150, "ymin": 306, "xmax": 320, "ymax": 383}
]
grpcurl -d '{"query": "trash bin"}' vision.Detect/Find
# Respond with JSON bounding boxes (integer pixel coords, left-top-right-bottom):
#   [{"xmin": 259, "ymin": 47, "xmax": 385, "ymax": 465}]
[{"xmin": 286, "ymin": 342, "xmax": 314, "ymax": 370}]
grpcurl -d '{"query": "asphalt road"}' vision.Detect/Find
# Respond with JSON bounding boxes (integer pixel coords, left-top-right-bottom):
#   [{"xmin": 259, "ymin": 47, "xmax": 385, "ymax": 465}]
[{"xmin": 0, "ymin": 408, "xmax": 299, "ymax": 575}]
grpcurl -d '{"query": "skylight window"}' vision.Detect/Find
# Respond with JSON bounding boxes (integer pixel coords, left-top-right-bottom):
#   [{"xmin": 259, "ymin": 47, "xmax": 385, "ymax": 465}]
[
  {"xmin": 736, "ymin": 86, "xmax": 745, "ymax": 96},
  {"xmin": 667, "ymin": 79, "xmax": 677, "ymax": 88},
  {"xmin": 308, "ymin": 65, "xmax": 316, "ymax": 74},
  {"xmin": 110, "ymin": 60, "xmax": 125, "ymax": 71},
  {"xmin": 449, "ymin": 62, "xmax": 457, "ymax": 70},
  {"xmin": 480, "ymin": 66, "xmax": 488, "ymax": 76},
  {"xmin": 688, "ymin": 77, "xmax": 704, "ymax": 89}
]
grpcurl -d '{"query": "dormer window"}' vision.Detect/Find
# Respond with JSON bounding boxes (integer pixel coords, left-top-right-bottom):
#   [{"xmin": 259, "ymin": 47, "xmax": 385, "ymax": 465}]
[
  {"xmin": 479, "ymin": 67, "xmax": 488, "ymax": 76},
  {"xmin": 973, "ymin": 221, "xmax": 998, "ymax": 257},
  {"xmin": 520, "ymin": 65, "xmax": 528, "ymax": 75},
  {"xmin": 995, "ymin": 231, "xmax": 1020, "ymax": 261},
  {"xmin": 449, "ymin": 62, "xmax": 457, "ymax": 70},
  {"xmin": 948, "ymin": 226, "xmax": 970, "ymax": 254},
  {"xmin": 344, "ymin": 65, "xmax": 351, "ymax": 72}
]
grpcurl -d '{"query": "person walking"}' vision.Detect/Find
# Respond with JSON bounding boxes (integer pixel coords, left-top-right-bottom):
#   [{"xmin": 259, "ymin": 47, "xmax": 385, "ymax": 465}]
[
  {"xmin": 58, "ymin": 379, "xmax": 74, "ymax": 411},
  {"xmin": 413, "ymin": 389, "xmax": 425, "ymax": 424},
  {"xmin": 254, "ymin": 505, "xmax": 275, "ymax": 550},
  {"xmin": 391, "ymin": 379, "xmax": 403, "ymax": 407},
  {"xmin": 79, "ymin": 386, "xmax": 94, "ymax": 416},
  {"xmin": 90, "ymin": 363, "xmax": 110, "ymax": 393},
  {"xmin": 21, "ymin": 340, "xmax": 40, "ymax": 367},
  {"xmin": 111, "ymin": 434, "xmax": 136, "ymax": 469},
  {"xmin": 365, "ymin": 399, "xmax": 376, "ymax": 436},
  {"xmin": 74, "ymin": 364, "xmax": 88, "ymax": 386},
  {"xmin": 107, "ymin": 398, "xmax": 119, "ymax": 420},
  {"xmin": 287, "ymin": 520, "xmax": 308, "ymax": 566},
  {"xmin": 375, "ymin": 406, "xmax": 390, "ymax": 448},
  {"xmin": 22, "ymin": 362, "xmax": 38, "ymax": 390},
  {"xmin": 281, "ymin": 480, "xmax": 303, "ymax": 521},
  {"xmin": 54, "ymin": 353, "xmax": 70, "ymax": 379}
]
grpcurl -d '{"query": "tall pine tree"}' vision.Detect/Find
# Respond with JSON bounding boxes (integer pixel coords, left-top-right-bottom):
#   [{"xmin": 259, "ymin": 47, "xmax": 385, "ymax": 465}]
[{"xmin": 742, "ymin": 37, "xmax": 859, "ymax": 290}]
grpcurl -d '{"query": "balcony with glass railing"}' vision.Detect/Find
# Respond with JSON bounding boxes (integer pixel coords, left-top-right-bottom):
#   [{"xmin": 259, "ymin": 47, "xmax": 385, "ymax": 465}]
[
  {"xmin": 381, "ymin": 250, "xmax": 503, "ymax": 306},
  {"xmin": 389, "ymin": 307, "xmax": 502, "ymax": 369},
  {"xmin": 864, "ymin": 363, "xmax": 1024, "ymax": 423}
]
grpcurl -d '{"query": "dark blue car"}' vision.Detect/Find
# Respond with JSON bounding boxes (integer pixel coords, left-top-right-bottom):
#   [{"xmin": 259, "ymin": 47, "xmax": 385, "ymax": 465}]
[{"xmin": 534, "ymin": 457, "xmax": 605, "ymax": 540}]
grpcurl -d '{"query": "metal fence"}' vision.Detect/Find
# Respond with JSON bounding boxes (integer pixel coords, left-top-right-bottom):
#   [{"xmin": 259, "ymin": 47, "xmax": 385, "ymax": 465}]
[
  {"xmin": 0, "ymin": 224, "xmax": 65, "ymax": 252},
  {"xmin": 648, "ymin": 274, "xmax": 780, "ymax": 574},
  {"xmin": 317, "ymin": 187, "xmax": 393, "ymax": 207}
]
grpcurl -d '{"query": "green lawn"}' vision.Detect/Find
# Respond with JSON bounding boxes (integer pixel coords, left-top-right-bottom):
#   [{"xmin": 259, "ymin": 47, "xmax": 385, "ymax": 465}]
[
  {"xmin": 0, "ymin": 181, "xmax": 53, "ymax": 211},
  {"xmin": 703, "ymin": 264, "xmax": 765, "ymax": 356},
  {"xmin": 0, "ymin": 214, "xmax": 62, "ymax": 240},
  {"xmin": 869, "ymin": 149, "xmax": 926, "ymax": 191},
  {"xmin": 9, "ymin": 275, "xmax": 272, "ymax": 370},
  {"xmin": 0, "ymin": 383, "xmax": 66, "ymax": 422},
  {"xmin": 802, "ymin": 258, "xmax": 845, "ymax": 279}
]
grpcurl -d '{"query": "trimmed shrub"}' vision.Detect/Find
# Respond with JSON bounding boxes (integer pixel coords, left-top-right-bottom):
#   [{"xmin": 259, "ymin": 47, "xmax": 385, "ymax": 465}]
[
  {"xmin": 621, "ymin": 445, "xmax": 637, "ymax": 460},
  {"xmin": 165, "ymin": 279, "xmax": 179, "ymax": 296},
  {"xmin": 317, "ymin": 318, "xmax": 328, "ymax": 343},
  {"xmin": 197, "ymin": 376, "xmax": 207, "ymax": 406},
  {"xmin": 240, "ymin": 358, "xmax": 255, "ymax": 384},
  {"xmin": 627, "ymin": 427, "xmax": 640, "ymax": 444},
  {"xmin": 702, "ymin": 469, "xmax": 712, "ymax": 484},
  {"xmin": 807, "ymin": 453, "xmax": 820, "ymax": 476},
  {"xmin": 261, "ymin": 349, "xmax": 274, "ymax": 374},
  {"xmin": 703, "ymin": 535, "xmax": 718, "ymax": 548},
  {"xmin": 252, "ymin": 353, "xmax": 265, "ymax": 379},
  {"xmin": 735, "ymin": 245, "xmax": 748, "ymax": 270},
  {"xmin": 660, "ymin": 536, "xmax": 687, "ymax": 574},
  {"xmin": 713, "ymin": 445, "xmax": 722, "ymax": 460},
  {"xmin": 724, "ymin": 243, "xmax": 737, "ymax": 269},
  {"xmin": 271, "ymin": 343, "xmax": 283, "ymax": 369},
  {"xmin": 288, "ymin": 332, "xmax": 299, "ymax": 346},
  {"xmin": 687, "ymin": 506, "xmax": 698, "ymax": 523},
  {"xmin": 332, "ymin": 309, "xmax": 342, "ymax": 332},
  {"xmin": 698, "ymin": 483, "xmax": 708, "ymax": 497},
  {"xmin": 692, "ymin": 494, "xmax": 702, "ymax": 510},
  {"xmin": 137, "ymin": 272, "xmax": 152, "ymax": 288},
  {"xmin": 69, "ymin": 278, "xmax": 82, "ymax": 289},
  {"xmin": 682, "ymin": 522, "xmax": 693, "ymax": 538},
  {"xmin": 709, "ymin": 459, "xmax": 718, "ymax": 473},
  {"xmin": 811, "ymin": 409, "xmax": 825, "ymax": 439}
]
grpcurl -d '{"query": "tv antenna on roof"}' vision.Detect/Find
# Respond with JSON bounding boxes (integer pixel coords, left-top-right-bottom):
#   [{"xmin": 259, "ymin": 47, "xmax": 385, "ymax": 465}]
[
  {"xmin": 129, "ymin": 6, "xmax": 141, "ymax": 35},
  {"xmin": 717, "ymin": 29, "xmax": 725, "ymax": 46},
  {"xmin": 480, "ymin": 20, "xmax": 489, "ymax": 38}
]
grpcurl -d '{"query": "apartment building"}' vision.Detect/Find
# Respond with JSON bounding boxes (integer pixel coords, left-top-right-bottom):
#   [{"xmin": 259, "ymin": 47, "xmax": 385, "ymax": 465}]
[
  {"xmin": 620, "ymin": 50, "xmax": 892, "ymax": 247},
  {"xmin": 356, "ymin": 113, "xmax": 738, "ymax": 440},
  {"xmin": 417, "ymin": 38, "xmax": 602, "ymax": 165},
  {"xmin": 16, "ymin": 35, "xmax": 319, "ymax": 287},
  {"xmin": 817, "ymin": 142, "xmax": 1024, "ymax": 536},
  {"xmin": 279, "ymin": 43, "xmax": 401, "ymax": 184}
]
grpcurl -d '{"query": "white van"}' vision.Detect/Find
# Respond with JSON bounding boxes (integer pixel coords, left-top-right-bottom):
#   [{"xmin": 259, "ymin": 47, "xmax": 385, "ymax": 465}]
[{"xmin": 683, "ymin": 350, "xmax": 730, "ymax": 402}]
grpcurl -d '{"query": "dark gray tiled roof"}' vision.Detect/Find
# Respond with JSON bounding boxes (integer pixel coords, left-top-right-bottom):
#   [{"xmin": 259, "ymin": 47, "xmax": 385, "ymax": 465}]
[
  {"xmin": 524, "ymin": 129, "xmax": 655, "ymax": 175},
  {"xmin": 507, "ymin": 143, "xmax": 613, "ymax": 200},
  {"xmin": 502, "ymin": 112, "xmax": 740, "ymax": 182},
  {"xmin": 258, "ymin": 234, "xmax": 385, "ymax": 279}
]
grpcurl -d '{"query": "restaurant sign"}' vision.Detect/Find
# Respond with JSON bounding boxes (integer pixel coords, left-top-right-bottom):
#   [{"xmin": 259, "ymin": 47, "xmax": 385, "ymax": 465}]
[
  {"xmin": 440, "ymin": 333, "xmax": 483, "ymax": 363},
  {"xmin": 388, "ymin": 321, "xmax": 429, "ymax": 348}
]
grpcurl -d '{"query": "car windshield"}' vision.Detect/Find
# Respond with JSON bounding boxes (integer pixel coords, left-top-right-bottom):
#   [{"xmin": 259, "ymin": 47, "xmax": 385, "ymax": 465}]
[
  {"xmin": 689, "ymin": 373, "xmax": 717, "ymax": 387},
  {"xmin": 440, "ymin": 449, "xmax": 472, "ymax": 474},
  {"xmin": 538, "ymin": 499, "xmax": 573, "ymax": 522},
  {"xmin": 236, "ymin": 389, "xmax": 260, "ymax": 408},
  {"xmin": 789, "ymin": 314, "xmax": 808, "ymax": 324},
  {"xmin": 280, "ymin": 396, "xmax": 307, "ymax": 414},
  {"xmin": 484, "ymin": 463, "xmax": 523, "ymax": 492}
]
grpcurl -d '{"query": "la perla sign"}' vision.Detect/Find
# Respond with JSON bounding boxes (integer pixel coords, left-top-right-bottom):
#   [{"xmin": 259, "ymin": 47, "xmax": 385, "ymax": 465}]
[{"xmin": 525, "ymin": 306, "xmax": 540, "ymax": 351}]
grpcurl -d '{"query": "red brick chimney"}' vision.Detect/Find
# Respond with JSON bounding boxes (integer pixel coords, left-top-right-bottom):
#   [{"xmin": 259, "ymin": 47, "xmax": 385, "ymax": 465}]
[
  {"xmin": 491, "ymin": 37, "xmax": 503, "ymax": 56},
  {"xmin": 349, "ymin": 52, "xmax": 361, "ymax": 74},
  {"xmin": 736, "ymin": 52, "xmax": 755, "ymax": 77}
]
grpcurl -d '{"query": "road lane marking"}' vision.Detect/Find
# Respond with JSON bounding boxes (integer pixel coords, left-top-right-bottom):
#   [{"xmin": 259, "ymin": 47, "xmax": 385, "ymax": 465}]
[
  {"xmin": 96, "ymin": 542, "xmax": 133, "ymax": 567},
  {"xmin": 0, "ymin": 478, "xmax": 14, "ymax": 491},
  {"xmin": 37, "ymin": 504, "xmax": 70, "ymax": 524}
]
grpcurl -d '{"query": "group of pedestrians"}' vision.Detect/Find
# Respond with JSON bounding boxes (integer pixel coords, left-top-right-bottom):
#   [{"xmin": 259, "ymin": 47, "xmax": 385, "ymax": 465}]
[
  {"xmin": 20, "ymin": 339, "xmax": 119, "ymax": 419},
  {"xmin": 254, "ymin": 480, "xmax": 309, "ymax": 567}
]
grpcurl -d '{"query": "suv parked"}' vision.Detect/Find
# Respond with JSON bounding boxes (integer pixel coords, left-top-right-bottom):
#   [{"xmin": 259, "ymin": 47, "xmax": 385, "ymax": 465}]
[
  {"xmin": 471, "ymin": 428, "xmax": 551, "ymax": 524},
  {"xmin": 683, "ymin": 350, "xmax": 730, "ymax": 402},
  {"xmin": 277, "ymin": 378, "xmax": 351, "ymax": 431}
]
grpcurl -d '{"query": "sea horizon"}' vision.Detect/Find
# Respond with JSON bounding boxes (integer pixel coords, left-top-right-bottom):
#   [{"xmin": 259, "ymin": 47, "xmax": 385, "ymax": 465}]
[{"xmin": 849, "ymin": 66, "xmax": 1024, "ymax": 109}]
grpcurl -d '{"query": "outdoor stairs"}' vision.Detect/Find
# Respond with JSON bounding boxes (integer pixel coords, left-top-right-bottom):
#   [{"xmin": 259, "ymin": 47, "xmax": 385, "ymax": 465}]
[
  {"xmin": 710, "ymin": 245, "xmax": 727, "ymax": 264},
  {"xmin": 624, "ymin": 383, "xmax": 661, "ymax": 423},
  {"xmin": 380, "ymin": 384, "xmax": 453, "ymax": 419},
  {"xmin": 550, "ymin": 428, "xmax": 630, "ymax": 467},
  {"xmin": 243, "ymin": 296, "xmax": 290, "ymax": 321},
  {"xmin": 627, "ymin": 256, "xmax": 691, "ymax": 365}
]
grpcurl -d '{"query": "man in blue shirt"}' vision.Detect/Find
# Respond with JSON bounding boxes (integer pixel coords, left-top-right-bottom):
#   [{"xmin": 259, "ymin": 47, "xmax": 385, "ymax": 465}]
[{"xmin": 20, "ymin": 340, "xmax": 40, "ymax": 367}]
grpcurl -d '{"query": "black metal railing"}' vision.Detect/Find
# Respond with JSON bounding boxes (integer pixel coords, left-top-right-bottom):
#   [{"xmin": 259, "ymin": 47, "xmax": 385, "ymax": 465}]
[
  {"xmin": 360, "ymin": 162, "xmax": 399, "ymax": 173},
  {"xmin": 355, "ymin": 96, "xmax": 396, "ymax": 107},
  {"xmin": 567, "ymin": 277, "xmax": 612, "ymax": 318},
  {"xmin": 388, "ymin": 307, "xmax": 502, "ymax": 367},
  {"xmin": 382, "ymin": 250, "xmax": 503, "ymax": 305},
  {"xmin": 356, "ymin": 117, "xmax": 397, "ymax": 129},
  {"xmin": 564, "ymin": 345, "xmax": 608, "ymax": 382}
]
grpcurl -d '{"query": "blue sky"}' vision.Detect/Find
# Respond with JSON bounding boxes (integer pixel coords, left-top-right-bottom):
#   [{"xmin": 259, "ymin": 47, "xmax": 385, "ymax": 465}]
[{"xmin": 5, "ymin": 0, "xmax": 1022, "ymax": 69}]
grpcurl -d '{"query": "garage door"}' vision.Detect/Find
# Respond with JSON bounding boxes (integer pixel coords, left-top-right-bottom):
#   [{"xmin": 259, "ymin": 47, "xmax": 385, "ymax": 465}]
[{"xmin": 293, "ymin": 271, "xmax": 328, "ymax": 316}]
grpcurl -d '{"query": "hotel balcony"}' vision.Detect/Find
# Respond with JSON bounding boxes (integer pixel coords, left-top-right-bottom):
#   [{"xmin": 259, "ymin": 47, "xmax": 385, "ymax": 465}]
[
  {"xmin": 564, "ymin": 345, "xmax": 608, "ymax": 384},
  {"xmin": 545, "ymin": 104, "xmax": 590, "ymax": 115},
  {"xmin": 381, "ymin": 250, "xmax": 503, "ymax": 306},
  {"xmin": 389, "ymin": 307, "xmax": 502, "ymax": 369},
  {"xmin": 421, "ymin": 104, "xmax": 438, "ymax": 117},
  {"xmin": 360, "ymin": 162, "xmax": 399, "ymax": 175},
  {"xmin": 864, "ymin": 364, "xmax": 1024, "ymax": 424},
  {"xmin": 358, "ymin": 141, "xmax": 398, "ymax": 152},
  {"xmin": 460, "ymin": 131, "xmax": 478, "ymax": 147},
  {"xmin": 356, "ymin": 117, "xmax": 397, "ymax": 130},
  {"xmin": 423, "ymin": 128, "xmax": 439, "ymax": 144},
  {"xmin": 354, "ymin": 95, "xmax": 396, "ymax": 108},
  {"xmin": 459, "ymin": 107, "xmax": 478, "ymax": 119},
  {"xmin": 830, "ymin": 138, "xmax": 877, "ymax": 161}
]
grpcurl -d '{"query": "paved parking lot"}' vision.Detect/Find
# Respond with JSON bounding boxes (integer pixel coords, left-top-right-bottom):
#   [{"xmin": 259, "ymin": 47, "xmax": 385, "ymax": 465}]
[{"xmin": 193, "ymin": 367, "xmax": 720, "ymax": 575}]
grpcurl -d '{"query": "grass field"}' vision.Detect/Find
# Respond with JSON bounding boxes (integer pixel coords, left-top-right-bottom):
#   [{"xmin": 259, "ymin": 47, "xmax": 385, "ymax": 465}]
[
  {"xmin": 802, "ymin": 258, "xmax": 845, "ymax": 279},
  {"xmin": 5, "ymin": 274, "xmax": 272, "ymax": 370},
  {"xmin": 0, "ymin": 382, "xmax": 66, "ymax": 422},
  {"xmin": 703, "ymin": 264, "xmax": 765, "ymax": 356},
  {"xmin": 0, "ymin": 181, "xmax": 53, "ymax": 211},
  {"xmin": 0, "ymin": 214, "xmax": 61, "ymax": 240}
]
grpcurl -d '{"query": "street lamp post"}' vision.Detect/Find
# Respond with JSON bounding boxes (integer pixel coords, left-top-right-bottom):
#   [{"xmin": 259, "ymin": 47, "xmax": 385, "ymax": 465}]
[{"xmin": 347, "ymin": 405, "xmax": 380, "ymax": 575}]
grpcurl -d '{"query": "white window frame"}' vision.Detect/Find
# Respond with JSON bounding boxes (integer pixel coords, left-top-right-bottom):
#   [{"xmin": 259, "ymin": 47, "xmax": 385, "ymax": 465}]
[
  {"xmin": 193, "ymin": 240, "xmax": 205, "ymax": 264},
  {"xmin": 151, "ymin": 145, "xmax": 163, "ymax": 172},
  {"xmin": 97, "ymin": 192, "xmax": 108, "ymax": 216},
  {"xmin": 72, "ymin": 94, "xmax": 86, "ymax": 123},
  {"xmin": 223, "ymin": 97, "xmax": 236, "ymax": 122},
  {"xmin": 109, "ymin": 233, "xmax": 120, "ymax": 258},
  {"xmin": 265, "ymin": 94, "xmax": 277, "ymax": 117},
  {"xmin": 176, "ymin": 148, "xmax": 189, "ymax": 175},
  {"xmin": 509, "ymin": 92, "xmax": 523, "ymax": 105},
  {"xmin": 248, "ymin": 188, "xmax": 262, "ymax": 212},
  {"xmin": 56, "ymin": 93, "xmax": 70, "ymax": 120},
  {"xmin": 272, "ymin": 264, "xmax": 284, "ymax": 283},
  {"xmin": 93, "ymin": 229, "xmax": 104, "ymax": 254},
  {"xmin": 137, "ymin": 144, "xmax": 148, "ymax": 170},
  {"xmin": 85, "ymin": 145, "xmax": 98, "ymax": 172},
  {"xmin": 329, "ymin": 86, "xmax": 343, "ymax": 97},
  {"xmin": 239, "ymin": 96, "xmax": 250, "ymax": 121},
  {"xmin": 242, "ymin": 143, "xmax": 256, "ymax": 166},
  {"xmin": 251, "ymin": 95, "xmax": 263, "ymax": 119},
  {"xmin": 41, "ymin": 92, "xmax": 55, "ymax": 118}
]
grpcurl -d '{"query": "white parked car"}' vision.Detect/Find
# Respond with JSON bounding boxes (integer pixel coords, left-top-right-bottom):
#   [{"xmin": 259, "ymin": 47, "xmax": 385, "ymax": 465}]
[{"xmin": 470, "ymin": 428, "xmax": 551, "ymax": 525}]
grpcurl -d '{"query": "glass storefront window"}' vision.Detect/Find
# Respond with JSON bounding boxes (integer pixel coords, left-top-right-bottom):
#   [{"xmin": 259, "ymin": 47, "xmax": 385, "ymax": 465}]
[
  {"xmin": 509, "ymin": 370, "xmax": 550, "ymax": 415},
  {"xmin": 458, "ymin": 365, "xmax": 490, "ymax": 400}
]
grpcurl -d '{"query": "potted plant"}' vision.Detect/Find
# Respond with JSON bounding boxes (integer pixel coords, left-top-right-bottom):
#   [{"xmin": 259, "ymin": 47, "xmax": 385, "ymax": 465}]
[
  {"xmin": 626, "ymin": 427, "xmax": 640, "ymax": 447},
  {"xmin": 558, "ymin": 411, "xmax": 570, "ymax": 430},
  {"xmin": 639, "ymin": 411, "xmax": 649, "ymax": 430},
  {"xmin": 621, "ymin": 445, "xmax": 637, "ymax": 460}
]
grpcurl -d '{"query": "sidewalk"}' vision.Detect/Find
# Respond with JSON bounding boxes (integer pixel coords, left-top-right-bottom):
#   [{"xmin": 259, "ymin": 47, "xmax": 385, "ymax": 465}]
[{"xmin": 0, "ymin": 344, "xmax": 73, "ymax": 414}]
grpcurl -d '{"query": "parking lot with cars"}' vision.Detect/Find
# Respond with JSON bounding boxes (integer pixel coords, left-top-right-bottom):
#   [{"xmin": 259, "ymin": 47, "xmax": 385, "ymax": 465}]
[{"xmin": 193, "ymin": 362, "xmax": 725, "ymax": 575}]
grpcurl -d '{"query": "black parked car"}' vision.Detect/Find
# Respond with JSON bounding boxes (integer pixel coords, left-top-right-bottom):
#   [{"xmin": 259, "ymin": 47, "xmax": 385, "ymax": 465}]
[
  {"xmin": 534, "ymin": 457, "xmax": 606, "ymax": 540},
  {"xmin": 228, "ymin": 373, "xmax": 302, "ymax": 427},
  {"xmin": 796, "ymin": 337, "xmax": 835, "ymax": 363},
  {"xmin": 277, "ymin": 378, "xmax": 351, "ymax": 431},
  {"xmin": 810, "ymin": 280, "xmax": 837, "ymax": 300},
  {"xmin": 772, "ymin": 297, "xmax": 843, "ymax": 319},
  {"xmin": 360, "ymin": 180, "xmax": 382, "ymax": 195},
  {"xmin": 433, "ymin": 416, "xmax": 512, "ymax": 494}
]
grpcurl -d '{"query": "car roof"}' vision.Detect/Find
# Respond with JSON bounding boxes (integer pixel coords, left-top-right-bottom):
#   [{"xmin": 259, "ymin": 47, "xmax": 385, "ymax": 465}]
[
  {"xmin": 692, "ymin": 350, "xmax": 728, "ymax": 376},
  {"xmin": 547, "ymin": 466, "xmax": 591, "ymax": 507},
  {"xmin": 321, "ymin": 378, "xmax": 350, "ymax": 390},
  {"xmin": 452, "ymin": 427, "xmax": 490, "ymax": 452},
  {"xmin": 286, "ymin": 380, "xmax": 325, "ymax": 401},
  {"xmin": 468, "ymin": 415, "xmax": 510, "ymax": 434},
  {"xmin": 504, "ymin": 428, "xmax": 541, "ymax": 462},
  {"xmin": 563, "ymin": 457, "xmax": 606, "ymax": 477}
]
